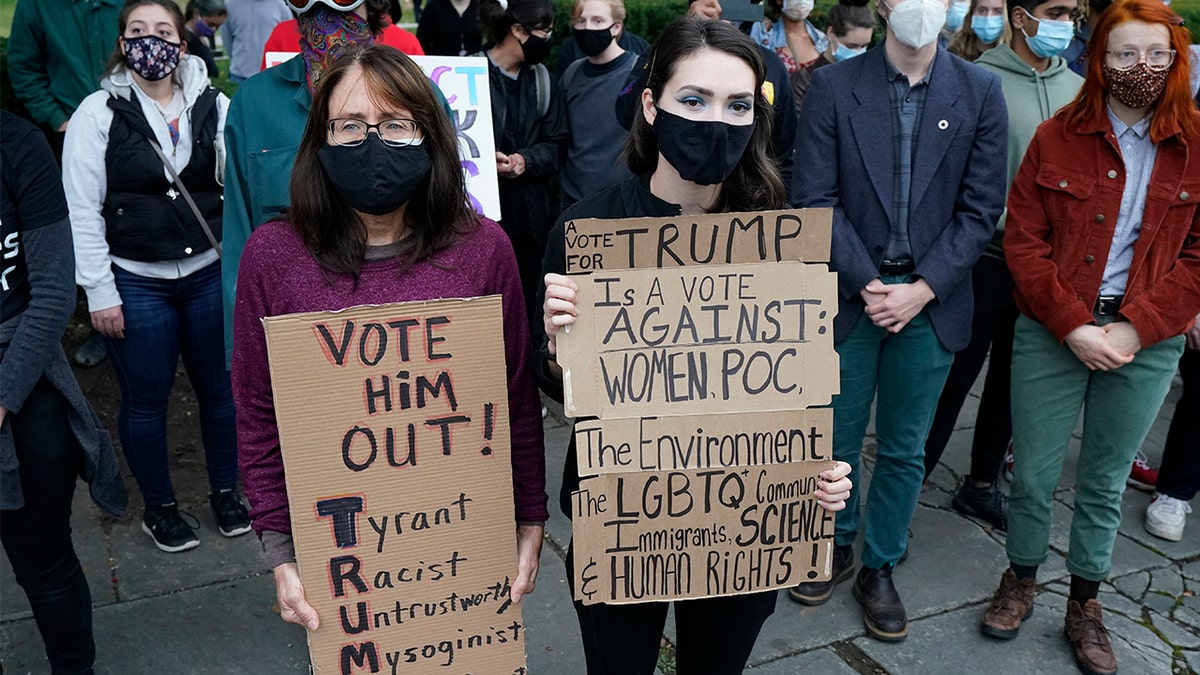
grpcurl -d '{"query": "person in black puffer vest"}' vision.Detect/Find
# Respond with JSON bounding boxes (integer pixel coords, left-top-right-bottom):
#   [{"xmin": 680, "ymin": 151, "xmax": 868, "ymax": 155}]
[{"xmin": 62, "ymin": 0, "xmax": 251, "ymax": 555}]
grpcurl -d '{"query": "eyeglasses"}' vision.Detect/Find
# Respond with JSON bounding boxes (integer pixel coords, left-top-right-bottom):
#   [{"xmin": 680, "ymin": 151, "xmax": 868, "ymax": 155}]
[
  {"xmin": 1105, "ymin": 48, "xmax": 1176, "ymax": 71},
  {"xmin": 523, "ymin": 25, "xmax": 553, "ymax": 39},
  {"xmin": 328, "ymin": 118, "xmax": 422, "ymax": 147},
  {"xmin": 284, "ymin": 0, "xmax": 365, "ymax": 13}
]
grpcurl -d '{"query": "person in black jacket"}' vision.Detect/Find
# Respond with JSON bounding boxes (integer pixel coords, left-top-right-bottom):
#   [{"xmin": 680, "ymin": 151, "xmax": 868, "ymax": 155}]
[
  {"xmin": 417, "ymin": 0, "xmax": 483, "ymax": 56},
  {"xmin": 613, "ymin": 0, "xmax": 799, "ymax": 201},
  {"xmin": 1, "ymin": 111, "xmax": 128, "ymax": 675},
  {"xmin": 538, "ymin": 18, "xmax": 853, "ymax": 675},
  {"xmin": 479, "ymin": 0, "xmax": 569, "ymax": 337},
  {"xmin": 184, "ymin": 0, "xmax": 227, "ymax": 78},
  {"xmin": 62, "ymin": 0, "xmax": 249, "ymax": 555}
]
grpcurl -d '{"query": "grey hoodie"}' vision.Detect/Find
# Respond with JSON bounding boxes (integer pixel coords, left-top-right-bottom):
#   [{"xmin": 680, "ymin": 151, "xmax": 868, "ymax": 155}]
[{"xmin": 975, "ymin": 44, "xmax": 1083, "ymax": 258}]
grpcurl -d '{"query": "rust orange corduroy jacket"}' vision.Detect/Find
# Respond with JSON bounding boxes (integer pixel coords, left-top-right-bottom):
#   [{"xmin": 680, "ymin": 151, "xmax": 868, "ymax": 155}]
[{"xmin": 1004, "ymin": 112, "xmax": 1200, "ymax": 347}]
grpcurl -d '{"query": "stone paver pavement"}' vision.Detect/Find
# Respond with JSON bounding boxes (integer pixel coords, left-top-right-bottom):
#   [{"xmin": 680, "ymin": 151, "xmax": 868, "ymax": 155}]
[{"xmin": 3, "ymin": 374, "xmax": 1195, "ymax": 674}]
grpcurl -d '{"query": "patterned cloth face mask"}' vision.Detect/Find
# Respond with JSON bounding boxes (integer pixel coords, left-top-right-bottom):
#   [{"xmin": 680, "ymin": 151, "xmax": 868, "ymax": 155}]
[
  {"xmin": 299, "ymin": 5, "xmax": 374, "ymax": 93},
  {"xmin": 1104, "ymin": 62, "xmax": 1170, "ymax": 109},
  {"xmin": 123, "ymin": 35, "xmax": 183, "ymax": 82}
]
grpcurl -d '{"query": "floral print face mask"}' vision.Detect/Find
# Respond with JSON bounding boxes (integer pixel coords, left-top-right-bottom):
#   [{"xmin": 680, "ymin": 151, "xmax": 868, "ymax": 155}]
[{"xmin": 123, "ymin": 35, "xmax": 182, "ymax": 82}]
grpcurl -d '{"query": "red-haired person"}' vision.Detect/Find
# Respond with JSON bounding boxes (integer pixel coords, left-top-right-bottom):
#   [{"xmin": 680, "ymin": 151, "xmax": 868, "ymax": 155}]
[{"xmin": 979, "ymin": 1, "xmax": 1200, "ymax": 673}]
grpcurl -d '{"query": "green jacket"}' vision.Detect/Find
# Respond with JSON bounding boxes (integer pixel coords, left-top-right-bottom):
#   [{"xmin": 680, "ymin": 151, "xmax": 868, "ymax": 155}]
[
  {"xmin": 221, "ymin": 56, "xmax": 312, "ymax": 365},
  {"xmin": 7, "ymin": 0, "xmax": 122, "ymax": 129},
  {"xmin": 975, "ymin": 44, "xmax": 1083, "ymax": 259}
]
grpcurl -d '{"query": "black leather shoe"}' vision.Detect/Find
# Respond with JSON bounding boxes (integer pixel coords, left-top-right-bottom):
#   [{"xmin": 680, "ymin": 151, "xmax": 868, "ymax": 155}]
[
  {"xmin": 852, "ymin": 566, "xmax": 908, "ymax": 641},
  {"xmin": 788, "ymin": 545, "xmax": 855, "ymax": 606}
]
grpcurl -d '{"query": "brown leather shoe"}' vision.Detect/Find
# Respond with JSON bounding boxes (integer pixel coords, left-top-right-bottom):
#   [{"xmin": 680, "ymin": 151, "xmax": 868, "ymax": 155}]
[
  {"xmin": 980, "ymin": 568, "xmax": 1036, "ymax": 639},
  {"xmin": 1065, "ymin": 599, "xmax": 1118, "ymax": 675}
]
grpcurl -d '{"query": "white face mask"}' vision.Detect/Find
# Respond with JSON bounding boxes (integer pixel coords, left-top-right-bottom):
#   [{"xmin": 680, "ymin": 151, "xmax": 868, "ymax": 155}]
[
  {"xmin": 885, "ymin": 0, "xmax": 949, "ymax": 49},
  {"xmin": 782, "ymin": 0, "xmax": 815, "ymax": 21}
]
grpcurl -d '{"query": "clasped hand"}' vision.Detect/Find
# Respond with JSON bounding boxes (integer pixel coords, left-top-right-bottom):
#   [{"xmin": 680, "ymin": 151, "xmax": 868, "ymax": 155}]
[
  {"xmin": 861, "ymin": 278, "xmax": 935, "ymax": 333},
  {"xmin": 1064, "ymin": 322, "xmax": 1141, "ymax": 371}
]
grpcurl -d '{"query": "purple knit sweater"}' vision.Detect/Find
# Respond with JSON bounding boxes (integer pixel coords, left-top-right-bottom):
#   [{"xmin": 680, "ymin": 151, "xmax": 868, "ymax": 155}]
[{"xmin": 231, "ymin": 218, "xmax": 549, "ymax": 538}]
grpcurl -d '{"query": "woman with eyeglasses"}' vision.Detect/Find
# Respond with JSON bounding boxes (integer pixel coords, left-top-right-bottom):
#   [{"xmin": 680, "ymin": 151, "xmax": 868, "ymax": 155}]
[
  {"xmin": 231, "ymin": 44, "xmax": 548, "ymax": 632},
  {"xmin": 539, "ymin": 18, "xmax": 853, "ymax": 674},
  {"xmin": 478, "ymin": 0, "xmax": 569, "ymax": 339},
  {"xmin": 978, "ymin": 1, "xmax": 1200, "ymax": 673}
]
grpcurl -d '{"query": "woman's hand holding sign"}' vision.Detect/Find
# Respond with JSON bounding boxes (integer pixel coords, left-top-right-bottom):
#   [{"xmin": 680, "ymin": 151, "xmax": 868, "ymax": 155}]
[
  {"xmin": 511, "ymin": 523, "xmax": 544, "ymax": 604},
  {"xmin": 273, "ymin": 562, "xmax": 319, "ymax": 631},
  {"xmin": 543, "ymin": 272, "xmax": 580, "ymax": 358},
  {"xmin": 815, "ymin": 461, "xmax": 853, "ymax": 511}
]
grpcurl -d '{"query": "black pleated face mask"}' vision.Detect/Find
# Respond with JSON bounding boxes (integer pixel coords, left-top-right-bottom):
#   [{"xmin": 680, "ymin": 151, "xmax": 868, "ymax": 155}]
[
  {"xmin": 652, "ymin": 108, "xmax": 756, "ymax": 186},
  {"xmin": 318, "ymin": 136, "xmax": 432, "ymax": 216}
]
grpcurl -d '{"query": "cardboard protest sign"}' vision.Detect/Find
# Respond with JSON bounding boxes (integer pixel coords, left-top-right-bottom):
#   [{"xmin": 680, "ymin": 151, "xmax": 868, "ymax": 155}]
[
  {"xmin": 557, "ymin": 261, "xmax": 839, "ymax": 417},
  {"xmin": 263, "ymin": 297, "xmax": 527, "ymax": 675},
  {"xmin": 558, "ymin": 209, "xmax": 840, "ymax": 605},
  {"xmin": 260, "ymin": 54, "xmax": 502, "ymax": 221},
  {"xmin": 573, "ymin": 409, "xmax": 833, "ymax": 476},
  {"xmin": 562, "ymin": 210, "xmax": 832, "ymax": 273},
  {"xmin": 571, "ymin": 461, "xmax": 836, "ymax": 605}
]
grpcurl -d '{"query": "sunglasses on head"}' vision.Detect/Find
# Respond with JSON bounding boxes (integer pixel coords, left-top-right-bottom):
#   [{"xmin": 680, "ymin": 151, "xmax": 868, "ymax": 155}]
[{"xmin": 285, "ymin": 0, "xmax": 366, "ymax": 13}]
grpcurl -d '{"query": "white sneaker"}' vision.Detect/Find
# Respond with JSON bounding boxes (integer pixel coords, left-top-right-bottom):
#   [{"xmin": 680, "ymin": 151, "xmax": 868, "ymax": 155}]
[{"xmin": 1144, "ymin": 492, "xmax": 1192, "ymax": 542}]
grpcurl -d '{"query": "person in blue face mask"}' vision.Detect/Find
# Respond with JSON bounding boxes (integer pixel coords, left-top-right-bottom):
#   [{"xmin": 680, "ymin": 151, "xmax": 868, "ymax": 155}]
[
  {"xmin": 922, "ymin": 0, "xmax": 1083, "ymax": 536},
  {"xmin": 791, "ymin": 0, "xmax": 876, "ymax": 113},
  {"xmin": 948, "ymin": 0, "xmax": 1011, "ymax": 61}
]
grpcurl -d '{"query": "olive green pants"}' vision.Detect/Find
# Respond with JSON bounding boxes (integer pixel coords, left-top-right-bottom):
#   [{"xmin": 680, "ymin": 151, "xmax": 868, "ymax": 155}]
[{"xmin": 1007, "ymin": 315, "xmax": 1183, "ymax": 581}]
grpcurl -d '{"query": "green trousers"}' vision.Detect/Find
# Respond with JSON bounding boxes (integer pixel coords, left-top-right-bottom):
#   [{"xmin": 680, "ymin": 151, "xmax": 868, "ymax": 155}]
[{"xmin": 1007, "ymin": 315, "xmax": 1184, "ymax": 581}]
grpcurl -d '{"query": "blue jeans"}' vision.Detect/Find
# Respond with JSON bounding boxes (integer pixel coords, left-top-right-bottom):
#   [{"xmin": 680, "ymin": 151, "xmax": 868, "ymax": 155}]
[
  {"xmin": 832, "ymin": 280, "xmax": 954, "ymax": 569},
  {"xmin": 106, "ymin": 262, "xmax": 237, "ymax": 507}
]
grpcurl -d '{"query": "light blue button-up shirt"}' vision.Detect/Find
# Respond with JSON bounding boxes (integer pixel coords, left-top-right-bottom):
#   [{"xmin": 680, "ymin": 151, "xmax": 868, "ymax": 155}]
[{"xmin": 1102, "ymin": 108, "xmax": 1158, "ymax": 295}]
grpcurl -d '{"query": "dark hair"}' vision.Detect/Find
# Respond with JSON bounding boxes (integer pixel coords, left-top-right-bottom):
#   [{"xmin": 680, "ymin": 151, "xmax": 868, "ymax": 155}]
[
  {"xmin": 105, "ymin": 0, "xmax": 188, "ymax": 77},
  {"xmin": 300, "ymin": 0, "xmax": 393, "ymax": 37},
  {"xmin": 625, "ymin": 18, "xmax": 786, "ymax": 212},
  {"xmin": 1007, "ymin": 0, "xmax": 1052, "ymax": 18},
  {"xmin": 478, "ymin": 0, "xmax": 555, "ymax": 45},
  {"xmin": 288, "ymin": 45, "xmax": 478, "ymax": 279},
  {"xmin": 827, "ymin": 0, "xmax": 875, "ymax": 36},
  {"xmin": 186, "ymin": 0, "xmax": 227, "ymax": 18}
]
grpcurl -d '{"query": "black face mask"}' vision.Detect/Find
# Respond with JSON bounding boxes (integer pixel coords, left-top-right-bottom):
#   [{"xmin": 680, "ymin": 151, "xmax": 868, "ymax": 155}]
[
  {"xmin": 317, "ymin": 136, "xmax": 432, "ymax": 216},
  {"xmin": 652, "ymin": 108, "xmax": 755, "ymax": 186},
  {"xmin": 574, "ymin": 25, "xmax": 615, "ymax": 57},
  {"xmin": 519, "ymin": 32, "xmax": 552, "ymax": 65}
]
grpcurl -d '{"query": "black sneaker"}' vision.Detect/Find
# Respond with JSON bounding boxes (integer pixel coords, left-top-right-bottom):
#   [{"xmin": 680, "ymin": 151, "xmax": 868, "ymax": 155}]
[
  {"xmin": 788, "ymin": 544, "xmax": 855, "ymax": 605},
  {"xmin": 210, "ymin": 489, "xmax": 252, "ymax": 537},
  {"xmin": 142, "ymin": 503, "xmax": 199, "ymax": 553},
  {"xmin": 952, "ymin": 480, "xmax": 1008, "ymax": 531}
]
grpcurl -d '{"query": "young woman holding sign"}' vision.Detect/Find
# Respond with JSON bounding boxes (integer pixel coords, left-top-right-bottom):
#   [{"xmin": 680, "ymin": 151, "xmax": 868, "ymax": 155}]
[
  {"xmin": 538, "ymin": 18, "xmax": 854, "ymax": 674},
  {"xmin": 230, "ymin": 45, "xmax": 549, "ymax": 631}
]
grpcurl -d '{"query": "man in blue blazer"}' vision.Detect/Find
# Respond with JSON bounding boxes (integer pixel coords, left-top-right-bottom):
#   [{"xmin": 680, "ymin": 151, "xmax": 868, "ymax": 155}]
[{"xmin": 789, "ymin": 0, "xmax": 1008, "ymax": 642}]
